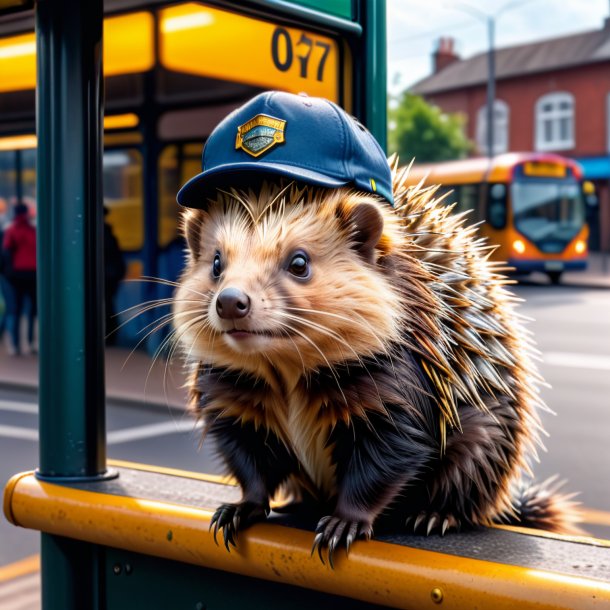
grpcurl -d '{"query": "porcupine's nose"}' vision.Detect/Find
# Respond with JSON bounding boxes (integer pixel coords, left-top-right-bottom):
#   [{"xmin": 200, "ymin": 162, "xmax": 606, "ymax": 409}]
[{"xmin": 216, "ymin": 287, "xmax": 251, "ymax": 319}]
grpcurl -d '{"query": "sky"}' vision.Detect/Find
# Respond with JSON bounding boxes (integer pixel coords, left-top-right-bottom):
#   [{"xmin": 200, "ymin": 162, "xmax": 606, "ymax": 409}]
[{"xmin": 387, "ymin": 0, "xmax": 610, "ymax": 96}]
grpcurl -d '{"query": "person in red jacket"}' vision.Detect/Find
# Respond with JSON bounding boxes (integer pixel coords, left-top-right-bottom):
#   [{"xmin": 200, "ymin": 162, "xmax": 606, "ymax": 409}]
[{"xmin": 1, "ymin": 202, "xmax": 37, "ymax": 356}]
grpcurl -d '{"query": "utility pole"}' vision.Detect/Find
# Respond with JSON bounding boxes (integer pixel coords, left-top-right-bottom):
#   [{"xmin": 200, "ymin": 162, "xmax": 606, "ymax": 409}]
[
  {"xmin": 448, "ymin": 1, "xmax": 533, "ymax": 158},
  {"xmin": 486, "ymin": 16, "xmax": 495, "ymax": 158}
]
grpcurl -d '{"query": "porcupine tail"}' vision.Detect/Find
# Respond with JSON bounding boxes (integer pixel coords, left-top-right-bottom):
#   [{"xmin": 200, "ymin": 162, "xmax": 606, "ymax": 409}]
[{"xmin": 499, "ymin": 475, "xmax": 586, "ymax": 536}]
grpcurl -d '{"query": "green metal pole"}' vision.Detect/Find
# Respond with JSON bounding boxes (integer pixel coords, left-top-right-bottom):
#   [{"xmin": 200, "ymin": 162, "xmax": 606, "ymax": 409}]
[
  {"xmin": 36, "ymin": 0, "xmax": 107, "ymax": 480},
  {"xmin": 362, "ymin": 0, "xmax": 387, "ymax": 151},
  {"xmin": 36, "ymin": 0, "xmax": 109, "ymax": 606},
  {"xmin": 41, "ymin": 536, "xmax": 102, "ymax": 610}
]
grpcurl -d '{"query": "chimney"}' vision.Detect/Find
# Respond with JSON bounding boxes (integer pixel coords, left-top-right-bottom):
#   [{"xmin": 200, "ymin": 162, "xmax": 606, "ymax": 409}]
[{"xmin": 433, "ymin": 37, "xmax": 459, "ymax": 73}]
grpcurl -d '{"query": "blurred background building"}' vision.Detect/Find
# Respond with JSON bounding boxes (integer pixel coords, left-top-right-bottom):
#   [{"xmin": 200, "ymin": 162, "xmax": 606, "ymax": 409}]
[{"xmin": 408, "ymin": 15, "xmax": 610, "ymax": 252}]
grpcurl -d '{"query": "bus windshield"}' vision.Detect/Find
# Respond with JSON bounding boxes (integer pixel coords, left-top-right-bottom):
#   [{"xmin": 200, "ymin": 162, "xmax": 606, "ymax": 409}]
[{"xmin": 512, "ymin": 179, "xmax": 585, "ymax": 253}]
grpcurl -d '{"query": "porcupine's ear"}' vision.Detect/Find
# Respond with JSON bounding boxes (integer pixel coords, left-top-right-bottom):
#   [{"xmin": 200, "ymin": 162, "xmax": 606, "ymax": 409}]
[
  {"xmin": 338, "ymin": 201, "xmax": 384, "ymax": 263},
  {"xmin": 181, "ymin": 208, "xmax": 205, "ymax": 261}
]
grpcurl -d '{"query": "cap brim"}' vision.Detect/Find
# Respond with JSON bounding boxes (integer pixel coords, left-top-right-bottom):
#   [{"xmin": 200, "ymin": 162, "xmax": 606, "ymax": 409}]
[{"xmin": 176, "ymin": 162, "xmax": 349, "ymax": 208}]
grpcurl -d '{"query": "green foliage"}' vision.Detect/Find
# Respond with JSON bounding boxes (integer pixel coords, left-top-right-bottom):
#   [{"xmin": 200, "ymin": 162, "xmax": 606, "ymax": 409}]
[{"xmin": 388, "ymin": 93, "xmax": 473, "ymax": 164}]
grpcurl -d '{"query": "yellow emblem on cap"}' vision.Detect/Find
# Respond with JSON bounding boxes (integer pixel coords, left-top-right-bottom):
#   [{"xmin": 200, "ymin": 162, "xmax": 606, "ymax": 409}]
[{"xmin": 235, "ymin": 114, "xmax": 286, "ymax": 157}]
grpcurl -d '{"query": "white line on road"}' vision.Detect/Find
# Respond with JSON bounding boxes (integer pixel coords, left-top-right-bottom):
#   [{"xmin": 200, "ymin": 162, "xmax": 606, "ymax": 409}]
[
  {"xmin": 1, "ymin": 590, "xmax": 40, "ymax": 610},
  {"xmin": 0, "ymin": 573, "xmax": 40, "ymax": 602},
  {"xmin": 0, "ymin": 400, "xmax": 37, "ymax": 415},
  {"xmin": 543, "ymin": 352, "xmax": 610, "ymax": 372},
  {"xmin": 106, "ymin": 420, "xmax": 202, "ymax": 445},
  {"xmin": 0, "ymin": 425, "xmax": 38, "ymax": 441},
  {"xmin": 1, "ymin": 350, "xmax": 608, "ymax": 444},
  {"xmin": 0, "ymin": 420, "xmax": 201, "ymax": 444}
]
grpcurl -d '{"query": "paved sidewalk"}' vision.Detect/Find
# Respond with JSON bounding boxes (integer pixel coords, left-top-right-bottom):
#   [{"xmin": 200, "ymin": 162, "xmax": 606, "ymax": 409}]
[{"xmin": 0, "ymin": 345, "xmax": 188, "ymax": 410}]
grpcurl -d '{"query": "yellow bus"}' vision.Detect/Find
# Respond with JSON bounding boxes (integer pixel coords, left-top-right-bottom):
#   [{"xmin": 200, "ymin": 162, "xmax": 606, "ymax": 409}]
[{"xmin": 405, "ymin": 152, "xmax": 590, "ymax": 284}]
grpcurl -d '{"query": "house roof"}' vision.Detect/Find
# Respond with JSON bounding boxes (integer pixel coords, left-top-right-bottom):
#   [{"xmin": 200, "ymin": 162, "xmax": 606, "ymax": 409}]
[{"xmin": 411, "ymin": 23, "xmax": 610, "ymax": 95}]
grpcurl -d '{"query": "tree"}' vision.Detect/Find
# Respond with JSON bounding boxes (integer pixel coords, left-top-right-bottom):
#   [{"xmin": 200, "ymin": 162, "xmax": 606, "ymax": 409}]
[{"xmin": 388, "ymin": 93, "xmax": 473, "ymax": 164}]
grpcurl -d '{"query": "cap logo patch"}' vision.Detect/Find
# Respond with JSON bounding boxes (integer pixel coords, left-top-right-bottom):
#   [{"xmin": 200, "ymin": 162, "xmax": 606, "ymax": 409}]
[{"xmin": 235, "ymin": 114, "xmax": 286, "ymax": 157}]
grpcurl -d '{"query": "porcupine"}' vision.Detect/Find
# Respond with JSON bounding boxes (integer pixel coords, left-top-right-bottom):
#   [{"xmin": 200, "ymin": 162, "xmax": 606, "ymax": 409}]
[{"xmin": 172, "ymin": 91, "xmax": 581, "ymax": 566}]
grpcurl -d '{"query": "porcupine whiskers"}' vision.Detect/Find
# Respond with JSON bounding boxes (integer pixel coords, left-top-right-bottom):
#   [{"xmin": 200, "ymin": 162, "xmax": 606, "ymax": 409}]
[
  {"xmin": 277, "ymin": 304, "xmax": 392, "ymax": 365},
  {"xmin": 272, "ymin": 317, "xmax": 349, "ymax": 408},
  {"xmin": 271, "ymin": 308, "xmax": 391, "ymax": 400},
  {"xmin": 116, "ymin": 275, "xmax": 216, "ymax": 409},
  {"xmin": 273, "ymin": 310, "xmax": 369, "ymax": 367}
]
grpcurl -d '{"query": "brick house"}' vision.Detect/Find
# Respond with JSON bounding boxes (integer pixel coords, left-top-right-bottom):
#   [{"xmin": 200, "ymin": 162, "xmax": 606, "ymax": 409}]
[{"xmin": 410, "ymin": 21, "xmax": 610, "ymax": 251}]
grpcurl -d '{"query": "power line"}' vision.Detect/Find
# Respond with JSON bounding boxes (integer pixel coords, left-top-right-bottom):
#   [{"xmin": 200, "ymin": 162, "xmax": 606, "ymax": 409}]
[{"xmin": 388, "ymin": 19, "xmax": 476, "ymax": 44}]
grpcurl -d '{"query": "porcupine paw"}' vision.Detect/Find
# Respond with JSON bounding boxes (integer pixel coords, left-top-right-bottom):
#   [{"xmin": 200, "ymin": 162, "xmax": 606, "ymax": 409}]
[
  {"xmin": 405, "ymin": 511, "xmax": 461, "ymax": 536},
  {"xmin": 311, "ymin": 515, "xmax": 373, "ymax": 568},
  {"xmin": 210, "ymin": 501, "xmax": 269, "ymax": 551}
]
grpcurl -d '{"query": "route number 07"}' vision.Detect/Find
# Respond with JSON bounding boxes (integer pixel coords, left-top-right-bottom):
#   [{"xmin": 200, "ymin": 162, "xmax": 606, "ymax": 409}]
[{"xmin": 271, "ymin": 27, "xmax": 331, "ymax": 82}]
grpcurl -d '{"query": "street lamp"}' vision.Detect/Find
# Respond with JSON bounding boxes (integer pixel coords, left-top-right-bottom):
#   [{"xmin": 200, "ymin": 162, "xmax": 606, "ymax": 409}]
[{"xmin": 447, "ymin": 0, "xmax": 534, "ymax": 157}]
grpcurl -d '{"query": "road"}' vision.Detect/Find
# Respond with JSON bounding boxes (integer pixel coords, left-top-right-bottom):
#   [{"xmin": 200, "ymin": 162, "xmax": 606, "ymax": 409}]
[
  {"xmin": 514, "ymin": 281, "xmax": 610, "ymax": 538},
  {"xmin": 1, "ymin": 280, "xmax": 610, "ymax": 571},
  {"xmin": 0, "ymin": 387, "xmax": 224, "ymax": 568}
]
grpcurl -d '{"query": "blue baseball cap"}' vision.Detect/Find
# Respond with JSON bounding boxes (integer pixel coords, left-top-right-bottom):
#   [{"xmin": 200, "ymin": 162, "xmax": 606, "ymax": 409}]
[{"xmin": 177, "ymin": 91, "xmax": 394, "ymax": 208}]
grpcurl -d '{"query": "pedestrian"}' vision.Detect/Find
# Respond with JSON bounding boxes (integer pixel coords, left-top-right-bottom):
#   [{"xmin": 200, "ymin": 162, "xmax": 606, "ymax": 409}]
[
  {"xmin": 1, "ymin": 202, "xmax": 37, "ymax": 356},
  {"xmin": 104, "ymin": 207, "xmax": 125, "ymax": 344}
]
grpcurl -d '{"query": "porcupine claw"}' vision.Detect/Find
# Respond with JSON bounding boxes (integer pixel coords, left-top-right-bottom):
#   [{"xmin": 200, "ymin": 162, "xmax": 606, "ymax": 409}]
[
  {"xmin": 413, "ymin": 511, "xmax": 427, "ymax": 533},
  {"xmin": 426, "ymin": 513, "xmax": 439, "ymax": 536},
  {"xmin": 311, "ymin": 515, "xmax": 373, "ymax": 567},
  {"xmin": 345, "ymin": 521, "xmax": 359, "ymax": 555},
  {"xmin": 406, "ymin": 512, "xmax": 460, "ymax": 536},
  {"xmin": 209, "ymin": 501, "xmax": 269, "ymax": 551}
]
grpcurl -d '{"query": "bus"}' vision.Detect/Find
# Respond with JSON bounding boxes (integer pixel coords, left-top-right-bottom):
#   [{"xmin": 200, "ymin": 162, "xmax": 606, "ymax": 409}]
[
  {"xmin": 405, "ymin": 152, "xmax": 590, "ymax": 284},
  {"xmin": 0, "ymin": 0, "xmax": 386, "ymax": 350}
]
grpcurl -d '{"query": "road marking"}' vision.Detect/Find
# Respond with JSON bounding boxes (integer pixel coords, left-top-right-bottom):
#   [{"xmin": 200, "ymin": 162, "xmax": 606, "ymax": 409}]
[
  {"xmin": 0, "ymin": 425, "xmax": 38, "ymax": 441},
  {"xmin": 0, "ymin": 572, "xmax": 40, "ymax": 602},
  {"xmin": 0, "ymin": 555, "xmax": 39, "ymax": 583},
  {"xmin": 106, "ymin": 420, "xmax": 202, "ymax": 445},
  {"xmin": 0, "ymin": 420, "xmax": 201, "ymax": 444},
  {"xmin": 1, "ymin": 590, "xmax": 40, "ymax": 610},
  {"xmin": 543, "ymin": 352, "xmax": 610, "ymax": 371},
  {"xmin": 0, "ymin": 400, "xmax": 37, "ymax": 415}
]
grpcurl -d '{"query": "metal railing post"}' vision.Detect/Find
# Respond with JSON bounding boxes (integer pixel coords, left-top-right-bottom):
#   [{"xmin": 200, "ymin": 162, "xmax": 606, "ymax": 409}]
[
  {"xmin": 36, "ymin": 0, "xmax": 107, "ymax": 481},
  {"xmin": 35, "ymin": 0, "xmax": 110, "ymax": 606},
  {"xmin": 361, "ymin": 0, "xmax": 387, "ymax": 151}
]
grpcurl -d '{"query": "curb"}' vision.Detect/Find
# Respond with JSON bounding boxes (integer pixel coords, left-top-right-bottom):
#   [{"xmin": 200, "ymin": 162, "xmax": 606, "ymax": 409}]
[{"xmin": 0, "ymin": 379, "xmax": 187, "ymax": 413}]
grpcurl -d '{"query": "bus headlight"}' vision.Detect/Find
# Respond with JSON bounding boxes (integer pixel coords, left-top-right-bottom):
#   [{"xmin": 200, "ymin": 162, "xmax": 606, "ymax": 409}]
[
  {"xmin": 512, "ymin": 239, "xmax": 526, "ymax": 254},
  {"xmin": 575, "ymin": 240, "xmax": 586, "ymax": 254}
]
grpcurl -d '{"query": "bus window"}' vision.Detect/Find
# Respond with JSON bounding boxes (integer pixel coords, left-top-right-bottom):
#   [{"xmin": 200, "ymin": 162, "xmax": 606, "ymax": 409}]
[
  {"xmin": 435, "ymin": 184, "xmax": 454, "ymax": 203},
  {"xmin": 487, "ymin": 182, "xmax": 507, "ymax": 229},
  {"xmin": 456, "ymin": 184, "xmax": 480, "ymax": 218},
  {"xmin": 21, "ymin": 147, "xmax": 37, "ymax": 218},
  {"xmin": 158, "ymin": 143, "xmax": 201, "ymax": 248},
  {"xmin": 103, "ymin": 149, "xmax": 143, "ymax": 252},
  {"xmin": 512, "ymin": 180, "xmax": 585, "ymax": 253},
  {"xmin": 0, "ymin": 150, "xmax": 17, "ymax": 206},
  {"xmin": 158, "ymin": 145, "xmax": 179, "ymax": 248}
]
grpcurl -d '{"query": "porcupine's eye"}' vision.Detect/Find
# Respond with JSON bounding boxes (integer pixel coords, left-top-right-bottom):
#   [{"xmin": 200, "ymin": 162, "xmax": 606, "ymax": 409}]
[
  {"xmin": 287, "ymin": 250, "xmax": 311, "ymax": 279},
  {"xmin": 212, "ymin": 252, "xmax": 222, "ymax": 279}
]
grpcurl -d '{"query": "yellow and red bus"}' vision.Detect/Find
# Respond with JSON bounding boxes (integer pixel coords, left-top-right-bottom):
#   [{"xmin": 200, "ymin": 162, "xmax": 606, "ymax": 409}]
[{"xmin": 405, "ymin": 152, "xmax": 589, "ymax": 284}]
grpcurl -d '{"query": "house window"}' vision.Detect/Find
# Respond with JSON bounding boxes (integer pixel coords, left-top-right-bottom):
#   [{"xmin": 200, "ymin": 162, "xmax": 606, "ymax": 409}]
[
  {"xmin": 476, "ymin": 100, "xmax": 509, "ymax": 156},
  {"xmin": 535, "ymin": 92, "xmax": 574, "ymax": 151}
]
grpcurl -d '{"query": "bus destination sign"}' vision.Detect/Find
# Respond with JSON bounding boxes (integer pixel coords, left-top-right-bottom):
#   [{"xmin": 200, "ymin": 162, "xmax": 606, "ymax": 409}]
[
  {"xmin": 160, "ymin": 3, "xmax": 340, "ymax": 101},
  {"xmin": 523, "ymin": 161, "xmax": 567, "ymax": 179}
]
